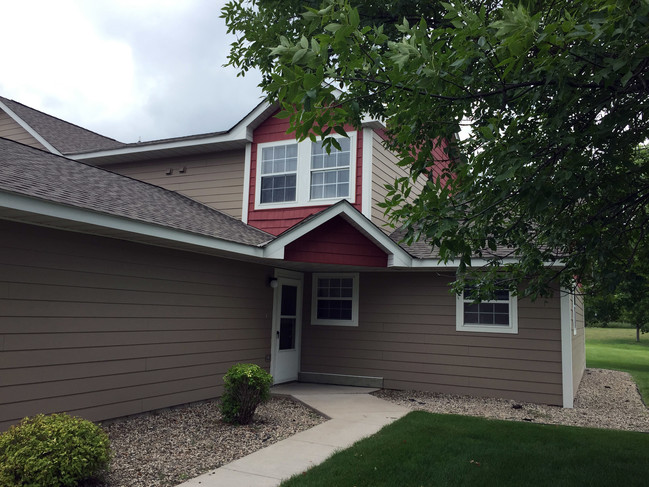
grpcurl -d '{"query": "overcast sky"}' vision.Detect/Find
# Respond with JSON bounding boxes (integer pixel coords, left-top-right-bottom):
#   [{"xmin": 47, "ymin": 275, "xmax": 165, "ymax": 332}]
[{"xmin": 1, "ymin": 0, "xmax": 263, "ymax": 143}]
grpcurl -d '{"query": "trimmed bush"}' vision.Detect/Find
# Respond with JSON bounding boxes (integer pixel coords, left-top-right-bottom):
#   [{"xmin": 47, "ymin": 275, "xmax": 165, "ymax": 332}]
[
  {"xmin": 220, "ymin": 363, "xmax": 273, "ymax": 425},
  {"xmin": 0, "ymin": 413, "xmax": 110, "ymax": 487}
]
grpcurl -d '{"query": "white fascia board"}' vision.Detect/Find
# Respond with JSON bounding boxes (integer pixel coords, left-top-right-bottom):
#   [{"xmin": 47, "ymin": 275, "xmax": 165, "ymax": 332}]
[
  {"xmin": 409, "ymin": 257, "xmax": 564, "ymax": 268},
  {"xmin": 0, "ymin": 100, "xmax": 62, "ymax": 155},
  {"xmin": 0, "ymin": 192, "xmax": 265, "ymax": 259},
  {"xmin": 360, "ymin": 111, "xmax": 386, "ymax": 129},
  {"xmin": 262, "ymin": 201, "xmax": 413, "ymax": 267},
  {"xmin": 361, "ymin": 128, "xmax": 373, "ymax": 219},
  {"xmin": 410, "ymin": 257, "xmax": 523, "ymax": 268},
  {"xmin": 560, "ymin": 287, "xmax": 574, "ymax": 408},
  {"xmin": 71, "ymin": 132, "xmax": 249, "ymax": 161},
  {"xmin": 71, "ymin": 101, "xmax": 276, "ymax": 162}
]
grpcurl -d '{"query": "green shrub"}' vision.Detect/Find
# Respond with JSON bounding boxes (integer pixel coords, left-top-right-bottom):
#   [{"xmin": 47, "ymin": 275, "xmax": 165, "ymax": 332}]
[
  {"xmin": 220, "ymin": 363, "xmax": 273, "ymax": 425},
  {"xmin": 0, "ymin": 413, "xmax": 110, "ymax": 487}
]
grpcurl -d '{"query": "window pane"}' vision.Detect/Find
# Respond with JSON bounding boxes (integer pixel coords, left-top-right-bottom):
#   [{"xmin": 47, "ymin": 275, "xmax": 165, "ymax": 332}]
[
  {"xmin": 324, "ymin": 153, "xmax": 337, "ymax": 168},
  {"xmin": 279, "ymin": 318, "xmax": 296, "ymax": 350},
  {"xmin": 495, "ymin": 289, "xmax": 510, "ymax": 301},
  {"xmin": 286, "ymin": 157, "xmax": 297, "ymax": 172},
  {"xmin": 262, "ymin": 147, "xmax": 273, "ymax": 162},
  {"xmin": 463, "ymin": 286, "xmax": 510, "ymax": 327},
  {"xmin": 312, "ymin": 154, "xmax": 323, "ymax": 169},
  {"xmin": 261, "ymin": 159, "xmax": 273, "ymax": 175},
  {"xmin": 317, "ymin": 299, "xmax": 352, "ymax": 320},
  {"xmin": 287, "ymin": 144, "xmax": 298, "ymax": 157},
  {"xmin": 281, "ymin": 285, "xmax": 297, "ymax": 316},
  {"xmin": 324, "ymin": 184, "xmax": 337, "ymax": 198},
  {"xmin": 465, "ymin": 312, "xmax": 480, "ymax": 324},
  {"xmin": 260, "ymin": 174, "xmax": 296, "ymax": 203}
]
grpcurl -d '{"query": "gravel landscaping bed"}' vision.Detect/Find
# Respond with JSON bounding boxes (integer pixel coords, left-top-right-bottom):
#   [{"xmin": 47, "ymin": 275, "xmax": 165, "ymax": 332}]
[
  {"xmin": 91, "ymin": 396, "xmax": 325, "ymax": 487},
  {"xmin": 374, "ymin": 368, "xmax": 649, "ymax": 432}
]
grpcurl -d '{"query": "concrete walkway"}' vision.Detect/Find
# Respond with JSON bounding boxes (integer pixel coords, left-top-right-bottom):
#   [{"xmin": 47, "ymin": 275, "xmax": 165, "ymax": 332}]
[{"xmin": 177, "ymin": 383, "xmax": 409, "ymax": 487}]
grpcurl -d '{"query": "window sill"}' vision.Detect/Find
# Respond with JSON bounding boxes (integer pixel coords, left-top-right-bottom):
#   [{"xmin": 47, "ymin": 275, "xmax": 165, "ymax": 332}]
[
  {"xmin": 456, "ymin": 324, "xmax": 518, "ymax": 334},
  {"xmin": 255, "ymin": 195, "xmax": 355, "ymax": 211}
]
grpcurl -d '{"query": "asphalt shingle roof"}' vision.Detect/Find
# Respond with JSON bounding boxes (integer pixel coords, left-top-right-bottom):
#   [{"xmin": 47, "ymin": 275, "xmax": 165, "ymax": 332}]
[
  {"xmin": 0, "ymin": 96, "xmax": 126, "ymax": 154},
  {"xmin": 0, "ymin": 138, "xmax": 273, "ymax": 246},
  {"xmin": 389, "ymin": 226, "xmax": 516, "ymax": 260}
]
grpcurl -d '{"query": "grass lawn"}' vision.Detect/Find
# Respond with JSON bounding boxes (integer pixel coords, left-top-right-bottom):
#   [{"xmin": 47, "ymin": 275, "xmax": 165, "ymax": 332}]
[
  {"xmin": 586, "ymin": 327, "xmax": 649, "ymax": 402},
  {"xmin": 281, "ymin": 411, "xmax": 649, "ymax": 487}
]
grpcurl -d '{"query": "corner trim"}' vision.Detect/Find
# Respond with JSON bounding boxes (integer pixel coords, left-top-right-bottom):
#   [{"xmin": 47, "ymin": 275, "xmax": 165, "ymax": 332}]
[
  {"xmin": 242, "ymin": 142, "xmax": 252, "ymax": 223},
  {"xmin": 361, "ymin": 128, "xmax": 373, "ymax": 219},
  {"xmin": 560, "ymin": 288, "xmax": 574, "ymax": 408}
]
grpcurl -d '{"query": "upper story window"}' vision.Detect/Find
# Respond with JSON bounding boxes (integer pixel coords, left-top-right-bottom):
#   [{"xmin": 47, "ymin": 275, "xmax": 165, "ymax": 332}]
[
  {"xmin": 310, "ymin": 137, "xmax": 351, "ymax": 200},
  {"xmin": 456, "ymin": 285, "xmax": 518, "ymax": 334},
  {"xmin": 260, "ymin": 144, "xmax": 298, "ymax": 203},
  {"xmin": 255, "ymin": 133, "xmax": 356, "ymax": 209}
]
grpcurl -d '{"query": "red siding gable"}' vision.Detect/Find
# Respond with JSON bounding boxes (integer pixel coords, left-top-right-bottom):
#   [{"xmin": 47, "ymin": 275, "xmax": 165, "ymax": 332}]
[
  {"xmin": 247, "ymin": 111, "xmax": 364, "ymax": 235},
  {"xmin": 284, "ymin": 216, "xmax": 388, "ymax": 267}
]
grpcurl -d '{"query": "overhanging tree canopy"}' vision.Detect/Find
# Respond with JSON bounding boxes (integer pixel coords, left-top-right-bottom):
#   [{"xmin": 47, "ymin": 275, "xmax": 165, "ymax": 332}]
[{"xmin": 223, "ymin": 0, "xmax": 649, "ymax": 298}]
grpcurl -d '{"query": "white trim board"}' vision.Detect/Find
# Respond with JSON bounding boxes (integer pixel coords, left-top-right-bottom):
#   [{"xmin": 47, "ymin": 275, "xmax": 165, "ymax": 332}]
[
  {"xmin": 263, "ymin": 200, "xmax": 412, "ymax": 267},
  {"xmin": 361, "ymin": 128, "xmax": 374, "ymax": 219},
  {"xmin": 560, "ymin": 288, "xmax": 574, "ymax": 408},
  {"xmin": 0, "ymin": 100, "xmax": 62, "ymax": 155},
  {"xmin": 0, "ymin": 192, "xmax": 267, "ymax": 259}
]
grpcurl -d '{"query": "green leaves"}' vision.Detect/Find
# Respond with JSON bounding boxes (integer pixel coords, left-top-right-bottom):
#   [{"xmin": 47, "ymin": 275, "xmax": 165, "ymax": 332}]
[{"xmin": 224, "ymin": 0, "xmax": 649, "ymax": 298}]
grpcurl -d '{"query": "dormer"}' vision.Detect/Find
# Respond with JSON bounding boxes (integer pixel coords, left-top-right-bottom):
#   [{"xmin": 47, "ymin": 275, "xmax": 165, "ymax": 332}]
[{"xmin": 244, "ymin": 111, "xmax": 365, "ymax": 235}]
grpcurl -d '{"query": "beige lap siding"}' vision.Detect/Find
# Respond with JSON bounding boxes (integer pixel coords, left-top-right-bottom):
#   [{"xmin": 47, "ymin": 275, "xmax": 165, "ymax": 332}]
[
  {"xmin": 0, "ymin": 221, "xmax": 273, "ymax": 431},
  {"xmin": 0, "ymin": 110, "xmax": 46, "ymax": 150},
  {"xmin": 370, "ymin": 131, "xmax": 426, "ymax": 232},
  {"xmin": 105, "ymin": 149, "xmax": 246, "ymax": 219},
  {"xmin": 301, "ymin": 272, "xmax": 564, "ymax": 405}
]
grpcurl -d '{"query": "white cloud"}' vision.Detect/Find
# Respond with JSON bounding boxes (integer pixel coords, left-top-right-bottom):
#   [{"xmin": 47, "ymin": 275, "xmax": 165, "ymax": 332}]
[{"xmin": 0, "ymin": 0, "xmax": 262, "ymax": 142}]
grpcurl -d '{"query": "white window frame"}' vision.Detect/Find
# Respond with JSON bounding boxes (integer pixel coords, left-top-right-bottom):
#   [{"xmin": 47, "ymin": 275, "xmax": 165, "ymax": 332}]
[
  {"xmin": 456, "ymin": 287, "xmax": 518, "ymax": 334},
  {"xmin": 254, "ymin": 132, "xmax": 357, "ymax": 210},
  {"xmin": 311, "ymin": 273, "xmax": 359, "ymax": 327}
]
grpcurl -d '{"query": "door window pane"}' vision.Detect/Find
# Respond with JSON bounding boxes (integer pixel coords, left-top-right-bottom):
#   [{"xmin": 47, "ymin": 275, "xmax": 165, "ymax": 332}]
[
  {"xmin": 281, "ymin": 285, "xmax": 297, "ymax": 316},
  {"xmin": 279, "ymin": 317, "xmax": 296, "ymax": 350}
]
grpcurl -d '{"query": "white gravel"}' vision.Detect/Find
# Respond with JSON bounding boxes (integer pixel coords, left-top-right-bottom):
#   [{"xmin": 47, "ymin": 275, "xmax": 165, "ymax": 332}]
[
  {"xmin": 88, "ymin": 396, "xmax": 325, "ymax": 487},
  {"xmin": 373, "ymin": 368, "xmax": 649, "ymax": 432}
]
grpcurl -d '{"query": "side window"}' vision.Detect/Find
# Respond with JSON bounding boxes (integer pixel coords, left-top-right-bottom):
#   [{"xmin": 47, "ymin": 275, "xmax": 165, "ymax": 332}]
[
  {"xmin": 310, "ymin": 138, "xmax": 351, "ymax": 200},
  {"xmin": 311, "ymin": 273, "xmax": 359, "ymax": 326},
  {"xmin": 260, "ymin": 144, "xmax": 298, "ymax": 203},
  {"xmin": 456, "ymin": 286, "xmax": 518, "ymax": 334}
]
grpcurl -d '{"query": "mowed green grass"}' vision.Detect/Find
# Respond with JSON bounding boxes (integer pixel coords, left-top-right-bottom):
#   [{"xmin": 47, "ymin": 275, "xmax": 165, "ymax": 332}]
[
  {"xmin": 281, "ymin": 411, "xmax": 649, "ymax": 487},
  {"xmin": 586, "ymin": 327, "xmax": 649, "ymax": 402}
]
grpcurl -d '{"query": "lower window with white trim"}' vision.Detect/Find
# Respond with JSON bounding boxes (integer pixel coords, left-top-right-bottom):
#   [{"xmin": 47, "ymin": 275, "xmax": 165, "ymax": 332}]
[
  {"xmin": 456, "ymin": 286, "xmax": 518, "ymax": 334},
  {"xmin": 311, "ymin": 273, "xmax": 359, "ymax": 326}
]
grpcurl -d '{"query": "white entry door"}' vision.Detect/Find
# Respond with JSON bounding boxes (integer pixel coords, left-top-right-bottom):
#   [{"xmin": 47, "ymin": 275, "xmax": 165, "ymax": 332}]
[{"xmin": 271, "ymin": 275, "xmax": 302, "ymax": 384}]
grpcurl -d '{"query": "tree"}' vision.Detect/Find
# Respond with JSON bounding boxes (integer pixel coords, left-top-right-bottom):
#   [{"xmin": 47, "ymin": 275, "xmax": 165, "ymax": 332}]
[{"xmin": 222, "ymin": 0, "xmax": 649, "ymax": 298}]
